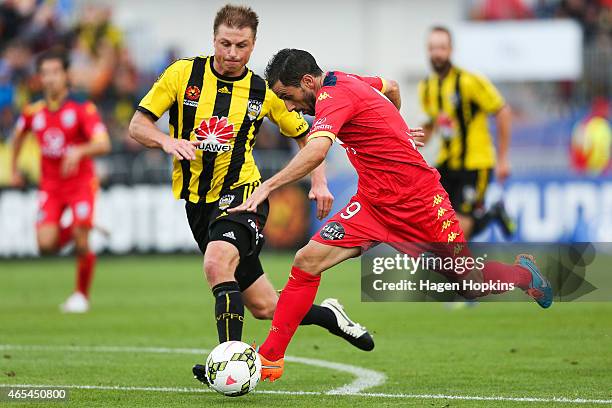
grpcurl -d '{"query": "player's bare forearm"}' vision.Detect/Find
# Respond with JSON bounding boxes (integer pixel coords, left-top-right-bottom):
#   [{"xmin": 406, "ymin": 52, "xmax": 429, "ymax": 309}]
[
  {"xmin": 10, "ymin": 128, "xmax": 26, "ymax": 174},
  {"xmin": 128, "ymin": 110, "xmax": 170, "ymax": 149},
  {"xmin": 80, "ymin": 133, "xmax": 111, "ymax": 157},
  {"xmin": 294, "ymin": 135, "xmax": 327, "ymax": 186},
  {"xmin": 383, "ymin": 79, "xmax": 401, "ymax": 110},
  {"xmin": 496, "ymin": 105, "xmax": 512, "ymax": 160},
  {"xmin": 294, "ymin": 135, "xmax": 334, "ymax": 219},
  {"xmin": 228, "ymin": 137, "xmax": 332, "ymax": 215},
  {"xmin": 129, "ymin": 110, "xmax": 197, "ymax": 160},
  {"xmin": 495, "ymin": 104, "xmax": 512, "ymax": 182},
  {"xmin": 266, "ymin": 137, "xmax": 331, "ymax": 192}
]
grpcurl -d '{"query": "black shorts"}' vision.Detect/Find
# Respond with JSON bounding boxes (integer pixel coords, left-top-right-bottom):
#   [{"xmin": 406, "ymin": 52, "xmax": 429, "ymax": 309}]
[
  {"xmin": 185, "ymin": 183, "xmax": 269, "ymax": 290},
  {"xmin": 437, "ymin": 167, "xmax": 492, "ymax": 217}
]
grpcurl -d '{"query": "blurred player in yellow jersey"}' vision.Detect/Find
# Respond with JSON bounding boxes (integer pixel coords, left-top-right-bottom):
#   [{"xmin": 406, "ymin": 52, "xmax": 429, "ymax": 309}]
[
  {"xmin": 128, "ymin": 5, "xmax": 374, "ymax": 385},
  {"xmin": 418, "ymin": 26, "xmax": 516, "ymax": 240}
]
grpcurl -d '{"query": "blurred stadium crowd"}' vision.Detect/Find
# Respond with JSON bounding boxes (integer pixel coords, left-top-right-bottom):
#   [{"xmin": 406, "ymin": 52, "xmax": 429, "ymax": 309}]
[
  {"xmin": 0, "ymin": 0, "xmax": 294, "ymax": 187},
  {"xmin": 0, "ymin": 0, "xmax": 610, "ymax": 188}
]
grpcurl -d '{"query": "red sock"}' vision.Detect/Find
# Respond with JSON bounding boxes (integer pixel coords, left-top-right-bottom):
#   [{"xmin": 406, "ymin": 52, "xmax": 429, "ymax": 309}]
[
  {"xmin": 260, "ymin": 266, "xmax": 321, "ymax": 361},
  {"xmin": 58, "ymin": 224, "xmax": 74, "ymax": 248},
  {"xmin": 76, "ymin": 252, "xmax": 96, "ymax": 298},
  {"xmin": 482, "ymin": 261, "xmax": 532, "ymax": 293}
]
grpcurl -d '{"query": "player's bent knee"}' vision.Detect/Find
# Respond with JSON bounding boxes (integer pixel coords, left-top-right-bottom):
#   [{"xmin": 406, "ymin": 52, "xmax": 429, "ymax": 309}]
[
  {"xmin": 249, "ymin": 303, "xmax": 275, "ymax": 320},
  {"xmin": 293, "ymin": 246, "xmax": 326, "ymax": 275},
  {"xmin": 37, "ymin": 236, "xmax": 58, "ymax": 254},
  {"xmin": 203, "ymin": 242, "xmax": 240, "ymax": 286},
  {"xmin": 38, "ymin": 241, "xmax": 57, "ymax": 255}
]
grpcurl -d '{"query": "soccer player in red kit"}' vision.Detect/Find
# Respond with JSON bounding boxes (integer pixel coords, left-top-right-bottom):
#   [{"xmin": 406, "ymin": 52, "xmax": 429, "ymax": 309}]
[
  {"xmin": 230, "ymin": 49, "xmax": 553, "ymax": 381},
  {"xmin": 11, "ymin": 49, "xmax": 111, "ymax": 313}
]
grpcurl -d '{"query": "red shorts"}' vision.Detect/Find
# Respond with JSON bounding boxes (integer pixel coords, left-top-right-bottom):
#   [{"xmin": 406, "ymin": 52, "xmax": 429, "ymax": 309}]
[
  {"xmin": 312, "ymin": 184, "xmax": 466, "ymax": 253},
  {"xmin": 37, "ymin": 179, "xmax": 98, "ymax": 228}
]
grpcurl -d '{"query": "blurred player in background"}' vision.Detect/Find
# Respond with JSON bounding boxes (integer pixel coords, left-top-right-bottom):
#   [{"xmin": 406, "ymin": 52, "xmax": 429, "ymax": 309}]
[
  {"xmin": 232, "ymin": 49, "xmax": 553, "ymax": 382},
  {"xmin": 418, "ymin": 26, "xmax": 515, "ymax": 240},
  {"xmin": 128, "ymin": 5, "xmax": 374, "ymax": 385},
  {"xmin": 10, "ymin": 49, "xmax": 111, "ymax": 313}
]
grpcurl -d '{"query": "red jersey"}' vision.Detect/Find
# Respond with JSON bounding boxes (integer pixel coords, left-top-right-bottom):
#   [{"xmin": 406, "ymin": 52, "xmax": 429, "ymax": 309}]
[
  {"xmin": 16, "ymin": 98, "xmax": 106, "ymax": 190},
  {"xmin": 307, "ymin": 71, "xmax": 439, "ymax": 205}
]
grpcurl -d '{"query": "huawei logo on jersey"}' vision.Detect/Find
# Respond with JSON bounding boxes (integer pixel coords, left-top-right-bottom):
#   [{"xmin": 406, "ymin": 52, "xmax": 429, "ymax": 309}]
[{"xmin": 194, "ymin": 116, "xmax": 235, "ymax": 152}]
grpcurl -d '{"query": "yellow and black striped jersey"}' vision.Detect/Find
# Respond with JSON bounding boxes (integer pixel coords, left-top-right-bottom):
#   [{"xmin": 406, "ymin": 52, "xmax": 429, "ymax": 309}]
[
  {"xmin": 418, "ymin": 66, "xmax": 505, "ymax": 171},
  {"xmin": 138, "ymin": 56, "xmax": 309, "ymax": 203}
]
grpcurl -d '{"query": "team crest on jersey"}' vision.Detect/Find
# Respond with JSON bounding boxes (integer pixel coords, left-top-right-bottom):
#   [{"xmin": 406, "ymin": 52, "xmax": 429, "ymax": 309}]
[
  {"xmin": 247, "ymin": 99, "xmax": 262, "ymax": 121},
  {"xmin": 32, "ymin": 112, "xmax": 46, "ymax": 131},
  {"xmin": 218, "ymin": 194, "xmax": 235, "ymax": 210},
  {"xmin": 61, "ymin": 109, "xmax": 77, "ymax": 128},
  {"xmin": 194, "ymin": 116, "xmax": 235, "ymax": 152},
  {"xmin": 184, "ymin": 86, "xmax": 201, "ymax": 107}
]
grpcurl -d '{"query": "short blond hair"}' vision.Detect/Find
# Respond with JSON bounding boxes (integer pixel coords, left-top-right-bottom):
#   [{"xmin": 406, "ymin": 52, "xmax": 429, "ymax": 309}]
[{"xmin": 214, "ymin": 4, "xmax": 259, "ymax": 37}]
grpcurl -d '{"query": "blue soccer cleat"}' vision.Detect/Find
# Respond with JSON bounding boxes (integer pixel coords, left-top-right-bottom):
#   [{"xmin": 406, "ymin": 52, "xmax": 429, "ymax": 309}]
[{"xmin": 515, "ymin": 254, "xmax": 553, "ymax": 309}]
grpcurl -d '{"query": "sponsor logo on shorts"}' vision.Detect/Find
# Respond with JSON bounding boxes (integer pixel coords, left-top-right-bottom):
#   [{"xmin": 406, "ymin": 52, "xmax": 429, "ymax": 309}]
[
  {"xmin": 222, "ymin": 231, "xmax": 236, "ymax": 240},
  {"xmin": 320, "ymin": 221, "xmax": 345, "ymax": 241},
  {"xmin": 218, "ymin": 194, "xmax": 235, "ymax": 210},
  {"xmin": 248, "ymin": 218, "xmax": 260, "ymax": 246},
  {"xmin": 75, "ymin": 201, "xmax": 91, "ymax": 219},
  {"xmin": 462, "ymin": 185, "xmax": 477, "ymax": 204}
]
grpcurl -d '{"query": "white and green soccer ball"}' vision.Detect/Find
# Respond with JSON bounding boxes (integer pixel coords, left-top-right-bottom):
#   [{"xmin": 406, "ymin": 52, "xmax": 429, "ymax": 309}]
[{"xmin": 205, "ymin": 341, "xmax": 262, "ymax": 396}]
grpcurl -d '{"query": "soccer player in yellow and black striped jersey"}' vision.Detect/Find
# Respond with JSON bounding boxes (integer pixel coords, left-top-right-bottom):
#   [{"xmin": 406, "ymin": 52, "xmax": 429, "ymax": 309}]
[
  {"xmin": 128, "ymin": 5, "xmax": 373, "ymax": 384},
  {"xmin": 418, "ymin": 26, "xmax": 515, "ymax": 240}
]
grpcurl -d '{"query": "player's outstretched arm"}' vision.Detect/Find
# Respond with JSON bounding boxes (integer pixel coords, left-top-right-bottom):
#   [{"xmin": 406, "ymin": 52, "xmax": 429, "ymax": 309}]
[
  {"xmin": 129, "ymin": 111, "xmax": 196, "ymax": 161},
  {"xmin": 495, "ymin": 104, "xmax": 512, "ymax": 183},
  {"xmin": 229, "ymin": 137, "xmax": 333, "ymax": 214},
  {"xmin": 61, "ymin": 127, "xmax": 111, "ymax": 177},
  {"xmin": 10, "ymin": 123, "xmax": 27, "ymax": 187},
  {"xmin": 294, "ymin": 135, "xmax": 334, "ymax": 220}
]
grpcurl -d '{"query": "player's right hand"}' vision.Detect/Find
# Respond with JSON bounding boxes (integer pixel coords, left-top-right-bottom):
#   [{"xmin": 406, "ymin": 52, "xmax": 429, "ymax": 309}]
[
  {"xmin": 161, "ymin": 137, "xmax": 197, "ymax": 160},
  {"xmin": 10, "ymin": 171, "xmax": 25, "ymax": 188}
]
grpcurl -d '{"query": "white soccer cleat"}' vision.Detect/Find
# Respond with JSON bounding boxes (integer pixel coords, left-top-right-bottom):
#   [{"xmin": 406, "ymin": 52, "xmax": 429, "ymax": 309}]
[
  {"xmin": 60, "ymin": 292, "xmax": 90, "ymax": 313},
  {"xmin": 320, "ymin": 298, "xmax": 374, "ymax": 351}
]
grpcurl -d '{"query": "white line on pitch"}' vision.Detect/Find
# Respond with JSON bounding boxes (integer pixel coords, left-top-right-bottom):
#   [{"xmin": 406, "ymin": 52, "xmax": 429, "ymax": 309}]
[
  {"xmin": 1, "ymin": 384, "xmax": 611, "ymax": 404},
  {"xmin": 0, "ymin": 344, "xmax": 385, "ymax": 394}
]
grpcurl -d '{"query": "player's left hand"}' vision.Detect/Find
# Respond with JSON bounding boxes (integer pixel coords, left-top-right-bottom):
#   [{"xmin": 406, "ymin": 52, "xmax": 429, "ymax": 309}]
[
  {"xmin": 229, "ymin": 182, "xmax": 272, "ymax": 214},
  {"xmin": 495, "ymin": 158, "xmax": 511, "ymax": 184},
  {"xmin": 309, "ymin": 184, "xmax": 334, "ymax": 220},
  {"xmin": 61, "ymin": 147, "xmax": 84, "ymax": 177},
  {"xmin": 408, "ymin": 127, "xmax": 425, "ymax": 147}
]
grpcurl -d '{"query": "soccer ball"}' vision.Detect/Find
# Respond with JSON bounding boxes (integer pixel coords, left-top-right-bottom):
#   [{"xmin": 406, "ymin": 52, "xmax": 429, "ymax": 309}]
[{"xmin": 205, "ymin": 341, "xmax": 261, "ymax": 397}]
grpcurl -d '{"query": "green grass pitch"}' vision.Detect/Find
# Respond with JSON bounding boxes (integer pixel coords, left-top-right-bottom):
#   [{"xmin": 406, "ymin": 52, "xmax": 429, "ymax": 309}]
[{"xmin": 1, "ymin": 253, "xmax": 611, "ymax": 407}]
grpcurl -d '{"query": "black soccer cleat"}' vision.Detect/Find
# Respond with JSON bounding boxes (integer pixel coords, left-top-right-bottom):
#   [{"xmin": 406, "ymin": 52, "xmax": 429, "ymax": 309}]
[
  {"xmin": 192, "ymin": 364, "xmax": 209, "ymax": 386},
  {"xmin": 321, "ymin": 298, "xmax": 374, "ymax": 351},
  {"xmin": 490, "ymin": 201, "xmax": 516, "ymax": 238}
]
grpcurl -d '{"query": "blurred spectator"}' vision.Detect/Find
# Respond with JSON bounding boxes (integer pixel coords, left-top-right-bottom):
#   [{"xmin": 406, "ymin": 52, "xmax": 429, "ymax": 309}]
[
  {"xmin": 0, "ymin": 40, "xmax": 32, "ymax": 141},
  {"xmin": 69, "ymin": 5, "xmax": 122, "ymax": 99},
  {"xmin": 471, "ymin": 0, "xmax": 534, "ymax": 20}
]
